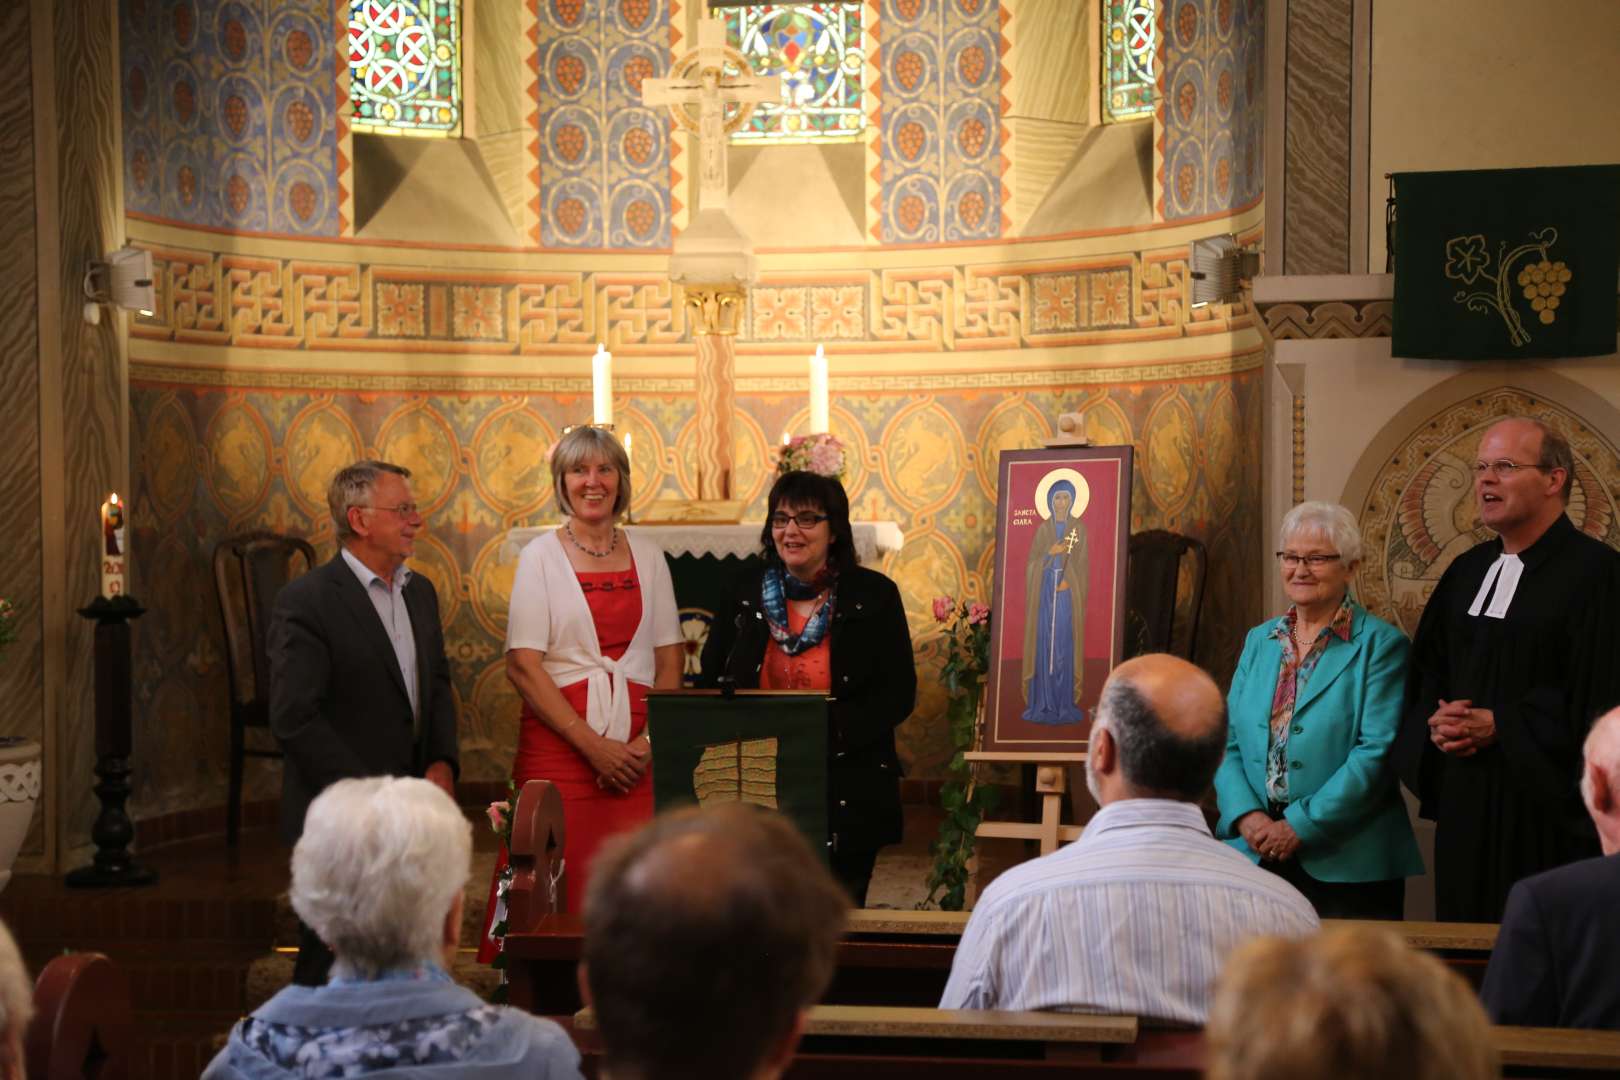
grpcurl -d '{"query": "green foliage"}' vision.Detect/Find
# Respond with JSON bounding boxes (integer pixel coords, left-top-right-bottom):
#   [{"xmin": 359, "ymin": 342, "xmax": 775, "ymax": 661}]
[{"xmin": 920, "ymin": 598, "xmax": 998, "ymax": 912}]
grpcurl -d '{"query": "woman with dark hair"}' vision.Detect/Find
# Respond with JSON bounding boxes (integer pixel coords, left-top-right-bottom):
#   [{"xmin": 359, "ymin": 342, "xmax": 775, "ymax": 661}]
[{"xmin": 699, "ymin": 471, "xmax": 916, "ymax": 905}]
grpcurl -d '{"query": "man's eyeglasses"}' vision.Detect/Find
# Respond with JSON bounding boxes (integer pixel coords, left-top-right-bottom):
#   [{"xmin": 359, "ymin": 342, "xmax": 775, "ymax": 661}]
[
  {"xmin": 770, "ymin": 512, "xmax": 829, "ymax": 530},
  {"xmin": 1275, "ymin": 552, "xmax": 1342, "ymax": 569},
  {"xmin": 358, "ymin": 502, "xmax": 420, "ymax": 517},
  {"xmin": 1472, "ymin": 460, "xmax": 1549, "ymax": 478}
]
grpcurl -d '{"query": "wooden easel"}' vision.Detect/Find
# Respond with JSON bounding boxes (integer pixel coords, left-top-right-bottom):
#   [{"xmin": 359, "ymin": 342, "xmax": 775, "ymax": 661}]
[{"xmin": 963, "ymin": 752, "xmax": 1087, "ymax": 855}]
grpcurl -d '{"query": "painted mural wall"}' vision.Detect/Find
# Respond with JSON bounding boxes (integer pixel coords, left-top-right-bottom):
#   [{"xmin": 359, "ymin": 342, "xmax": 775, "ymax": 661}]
[
  {"xmin": 1158, "ymin": 0, "xmax": 1263, "ymax": 221},
  {"xmin": 125, "ymin": 219, "xmax": 1265, "ymax": 806},
  {"xmin": 121, "ymin": 0, "xmax": 342, "ymax": 235}
]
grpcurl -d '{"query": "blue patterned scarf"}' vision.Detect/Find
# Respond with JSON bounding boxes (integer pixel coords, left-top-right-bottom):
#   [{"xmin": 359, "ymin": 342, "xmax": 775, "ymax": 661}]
[{"xmin": 761, "ymin": 565, "xmax": 837, "ymax": 656}]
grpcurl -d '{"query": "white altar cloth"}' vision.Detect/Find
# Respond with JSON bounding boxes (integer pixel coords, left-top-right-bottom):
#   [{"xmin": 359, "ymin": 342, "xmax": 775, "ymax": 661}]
[{"xmin": 500, "ymin": 522, "xmax": 904, "ymax": 564}]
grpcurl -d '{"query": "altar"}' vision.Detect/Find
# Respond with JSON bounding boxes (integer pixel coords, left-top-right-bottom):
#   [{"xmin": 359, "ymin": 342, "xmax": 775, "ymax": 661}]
[{"xmin": 502, "ymin": 523, "xmax": 904, "ymax": 677}]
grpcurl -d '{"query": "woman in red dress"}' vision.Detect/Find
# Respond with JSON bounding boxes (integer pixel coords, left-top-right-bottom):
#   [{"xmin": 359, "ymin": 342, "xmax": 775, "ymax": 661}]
[{"xmin": 478, "ymin": 427, "xmax": 682, "ymax": 957}]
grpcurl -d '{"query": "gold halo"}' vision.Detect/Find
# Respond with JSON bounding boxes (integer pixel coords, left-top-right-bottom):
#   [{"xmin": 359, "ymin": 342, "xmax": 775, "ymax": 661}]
[{"xmin": 1033, "ymin": 468, "xmax": 1090, "ymax": 520}]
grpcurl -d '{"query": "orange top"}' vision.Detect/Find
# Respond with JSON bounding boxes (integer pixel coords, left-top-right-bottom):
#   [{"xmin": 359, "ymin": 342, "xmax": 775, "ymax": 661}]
[{"xmin": 760, "ymin": 596, "xmax": 833, "ymax": 691}]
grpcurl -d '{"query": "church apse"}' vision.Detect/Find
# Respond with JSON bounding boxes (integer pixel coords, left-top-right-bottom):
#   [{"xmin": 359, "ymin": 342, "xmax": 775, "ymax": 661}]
[{"xmin": 117, "ymin": 0, "xmax": 1268, "ymax": 822}]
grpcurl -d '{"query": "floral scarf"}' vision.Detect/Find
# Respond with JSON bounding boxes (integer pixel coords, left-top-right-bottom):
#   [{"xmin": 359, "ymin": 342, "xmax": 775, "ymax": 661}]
[
  {"xmin": 1263, "ymin": 596, "xmax": 1355, "ymax": 803},
  {"xmin": 761, "ymin": 565, "xmax": 837, "ymax": 656}
]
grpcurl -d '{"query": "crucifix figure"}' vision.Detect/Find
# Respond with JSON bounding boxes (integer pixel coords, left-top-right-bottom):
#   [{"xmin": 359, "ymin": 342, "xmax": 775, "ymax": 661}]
[
  {"xmin": 642, "ymin": 18, "xmax": 779, "ymax": 214},
  {"xmin": 640, "ymin": 18, "xmax": 783, "ymax": 506}
]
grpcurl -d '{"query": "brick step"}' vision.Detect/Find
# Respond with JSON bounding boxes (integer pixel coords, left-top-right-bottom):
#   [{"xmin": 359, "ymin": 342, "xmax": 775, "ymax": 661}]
[{"xmin": 6, "ymin": 892, "xmax": 278, "ymax": 945}]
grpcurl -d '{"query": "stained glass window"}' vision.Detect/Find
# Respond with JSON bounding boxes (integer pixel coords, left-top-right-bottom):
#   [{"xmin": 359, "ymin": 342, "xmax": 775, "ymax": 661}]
[
  {"xmin": 1102, "ymin": 0, "xmax": 1156, "ymax": 123},
  {"xmin": 723, "ymin": 3, "xmax": 865, "ymax": 143},
  {"xmin": 348, "ymin": 0, "xmax": 462, "ymax": 137}
]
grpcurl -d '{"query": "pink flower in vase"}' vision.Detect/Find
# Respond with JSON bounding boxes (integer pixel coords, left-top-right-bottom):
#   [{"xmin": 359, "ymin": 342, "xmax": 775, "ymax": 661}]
[
  {"xmin": 932, "ymin": 596, "xmax": 955, "ymax": 622},
  {"xmin": 486, "ymin": 801, "xmax": 510, "ymax": 835},
  {"xmin": 967, "ymin": 603, "xmax": 990, "ymax": 626}
]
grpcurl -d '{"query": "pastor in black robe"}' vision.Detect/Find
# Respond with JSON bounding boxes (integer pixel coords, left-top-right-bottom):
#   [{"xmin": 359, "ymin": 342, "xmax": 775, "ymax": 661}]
[{"xmin": 1396, "ymin": 513, "xmax": 1620, "ymax": 922}]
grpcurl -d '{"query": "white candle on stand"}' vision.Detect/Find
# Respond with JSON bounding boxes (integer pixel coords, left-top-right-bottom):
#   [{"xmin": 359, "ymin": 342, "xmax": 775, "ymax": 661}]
[
  {"xmin": 808, "ymin": 344, "xmax": 829, "ymax": 434},
  {"xmin": 592, "ymin": 343, "xmax": 613, "ymax": 426},
  {"xmin": 101, "ymin": 492, "xmax": 126, "ymax": 599}
]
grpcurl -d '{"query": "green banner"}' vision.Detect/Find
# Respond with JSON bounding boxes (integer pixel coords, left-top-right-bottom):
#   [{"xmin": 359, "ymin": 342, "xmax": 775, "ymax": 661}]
[{"xmin": 1392, "ymin": 165, "xmax": 1620, "ymax": 360}]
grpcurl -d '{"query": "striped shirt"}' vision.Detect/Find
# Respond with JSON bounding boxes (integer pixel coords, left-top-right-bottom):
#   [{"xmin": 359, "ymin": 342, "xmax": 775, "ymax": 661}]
[
  {"xmin": 939, "ymin": 799, "xmax": 1318, "ymax": 1023},
  {"xmin": 340, "ymin": 546, "xmax": 418, "ymax": 721}
]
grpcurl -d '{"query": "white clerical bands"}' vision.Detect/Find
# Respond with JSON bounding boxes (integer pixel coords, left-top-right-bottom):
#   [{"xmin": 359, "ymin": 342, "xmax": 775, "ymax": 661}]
[{"xmin": 1466, "ymin": 553, "xmax": 1524, "ymax": 619}]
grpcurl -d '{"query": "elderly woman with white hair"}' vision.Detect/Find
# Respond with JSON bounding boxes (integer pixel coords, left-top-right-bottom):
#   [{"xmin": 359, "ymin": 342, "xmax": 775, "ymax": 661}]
[
  {"xmin": 204, "ymin": 777, "xmax": 582, "ymax": 1079},
  {"xmin": 0, "ymin": 919, "xmax": 30, "ymax": 1080},
  {"xmin": 1214, "ymin": 501, "xmax": 1424, "ymax": 919}
]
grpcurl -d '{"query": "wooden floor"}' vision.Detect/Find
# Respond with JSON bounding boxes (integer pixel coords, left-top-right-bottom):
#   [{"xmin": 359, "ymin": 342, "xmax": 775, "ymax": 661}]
[{"xmin": 3, "ymin": 827, "xmax": 295, "ymax": 1079}]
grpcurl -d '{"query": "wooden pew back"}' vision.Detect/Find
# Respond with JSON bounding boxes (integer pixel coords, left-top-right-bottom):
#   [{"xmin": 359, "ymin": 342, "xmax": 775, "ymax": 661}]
[
  {"xmin": 507, "ymin": 778, "xmax": 567, "ymax": 932},
  {"xmin": 24, "ymin": 952, "xmax": 134, "ymax": 1080}
]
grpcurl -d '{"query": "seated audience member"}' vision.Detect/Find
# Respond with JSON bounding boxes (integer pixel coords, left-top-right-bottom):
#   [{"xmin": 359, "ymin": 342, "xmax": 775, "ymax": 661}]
[
  {"xmin": 1207, "ymin": 926, "xmax": 1496, "ymax": 1080},
  {"xmin": 0, "ymin": 918, "xmax": 31, "ymax": 1080},
  {"xmin": 581, "ymin": 803, "xmax": 850, "ymax": 1080},
  {"xmin": 204, "ymin": 777, "xmax": 582, "ymax": 1080},
  {"xmin": 940, "ymin": 654, "xmax": 1319, "ymax": 1023},
  {"xmin": 1482, "ymin": 706, "xmax": 1620, "ymax": 1028}
]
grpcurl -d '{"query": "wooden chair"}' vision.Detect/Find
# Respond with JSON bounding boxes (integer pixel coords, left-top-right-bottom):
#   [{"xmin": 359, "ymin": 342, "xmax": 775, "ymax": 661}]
[
  {"xmin": 212, "ymin": 530, "xmax": 317, "ymax": 844},
  {"xmin": 24, "ymin": 953, "xmax": 134, "ymax": 1080},
  {"xmin": 1124, "ymin": 530, "xmax": 1208, "ymax": 661}
]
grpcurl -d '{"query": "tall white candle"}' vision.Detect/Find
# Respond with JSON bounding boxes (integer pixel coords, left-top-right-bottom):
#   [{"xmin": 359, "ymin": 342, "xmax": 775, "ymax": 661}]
[
  {"xmin": 592, "ymin": 343, "xmax": 613, "ymax": 426},
  {"xmin": 101, "ymin": 492, "xmax": 126, "ymax": 599},
  {"xmin": 808, "ymin": 344, "xmax": 829, "ymax": 434}
]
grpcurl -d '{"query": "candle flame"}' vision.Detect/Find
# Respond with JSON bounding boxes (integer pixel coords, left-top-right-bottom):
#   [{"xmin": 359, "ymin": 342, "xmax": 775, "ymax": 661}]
[
  {"xmin": 782, "ymin": 430, "xmax": 790, "ymax": 445},
  {"xmin": 109, "ymin": 493, "xmax": 120, "ymax": 506}
]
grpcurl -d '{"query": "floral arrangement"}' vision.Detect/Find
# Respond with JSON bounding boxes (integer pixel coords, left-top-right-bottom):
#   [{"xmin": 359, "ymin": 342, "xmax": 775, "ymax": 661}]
[
  {"xmin": 920, "ymin": 596, "xmax": 998, "ymax": 912},
  {"xmin": 485, "ymin": 781, "xmax": 517, "ymax": 1001},
  {"xmin": 776, "ymin": 433, "xmax": 846, "ymax": 481}
]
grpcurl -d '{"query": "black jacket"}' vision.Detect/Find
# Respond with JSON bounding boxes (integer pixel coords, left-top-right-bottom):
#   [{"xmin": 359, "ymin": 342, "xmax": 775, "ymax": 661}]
[
  {"xmin": 267, "ymin": 554, "xmax": 460, "ymax": 843},
  {"xmin": 698, "ymin": 564, "xmax": 916, "ymax": 851},
  {"xmin": 1481, "ymin": 851, "xmax": 1620, "ymax": 1029}
]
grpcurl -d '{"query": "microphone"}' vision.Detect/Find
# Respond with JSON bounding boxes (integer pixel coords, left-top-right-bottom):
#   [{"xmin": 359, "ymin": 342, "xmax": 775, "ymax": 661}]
[{"xmin": 719, "ymin": 611, "xmax": 747, "ymax": 700}]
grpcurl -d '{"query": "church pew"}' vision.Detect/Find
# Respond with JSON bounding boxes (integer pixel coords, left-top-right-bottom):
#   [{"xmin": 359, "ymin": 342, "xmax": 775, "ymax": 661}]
[
  {"xmin": 570, "ymin": 1003, "xmax": 1207, "ymax": 1078},
  {"xmin": 501, "ymin": 911, "xmax": 1498, "ymax": 1016},
  {"xmin": 565, "ymin": 1004, "xmax": 1620, "ymax": 1078},
  {"xmin": 1494, "ymin": 1026, "xmax": 1620, "ymax": 1073},
  {"xmin": 24, "ymin": 952, "xmax": 135, "ymax": 1080}
]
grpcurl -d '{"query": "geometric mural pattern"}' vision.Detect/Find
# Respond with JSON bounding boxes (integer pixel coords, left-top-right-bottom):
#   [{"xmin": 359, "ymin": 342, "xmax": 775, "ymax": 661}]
[
  {"xmin": 1356, "ymin": 388, "xmax": 1620, "ymax": 637},
  {"xmin": 121, "ymin": 0, "xmax": 342, "ymax": 235},
  {"xmin": 129, "ymin": 365, "xmax": 1263, "ymax": 788},
  {"xmin": 537, "ymin": 0, "xmax": 672, "ymax": 248},
  {"xmin": 130, "ymin": 238, "xmax": 1253, "ymax": 352},
  {"xmin": 879, "ymin": 0, "xmax": 1006, "ymax": 242},
  {"xmin": 1157, "ymin": 0, "xmax": 1263, "ymax": 220}
]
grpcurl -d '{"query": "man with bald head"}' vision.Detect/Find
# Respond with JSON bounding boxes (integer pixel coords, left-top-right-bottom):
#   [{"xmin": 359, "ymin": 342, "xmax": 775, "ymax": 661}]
[
  {"xmin": 1398, "ymin": 416, "xmax": 1620, "ymax": 921},
  {"xmin": 941, "ymin": 654, "xmax": 1318, "ymax": 1023},
  {"xmin": 580, "ymin": 803, "xmax": 848, "ymax": 1080},
  {"xmin": 1482, "ymin": 708, "xmax": 1620, "ymax": 1028}
]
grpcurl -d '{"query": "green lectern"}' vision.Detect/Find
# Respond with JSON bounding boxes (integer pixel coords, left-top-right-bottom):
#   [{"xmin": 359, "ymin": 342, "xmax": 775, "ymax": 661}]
[{"xmin": 646, "ymin": 689, "xmax": 829, "ymax": 863}]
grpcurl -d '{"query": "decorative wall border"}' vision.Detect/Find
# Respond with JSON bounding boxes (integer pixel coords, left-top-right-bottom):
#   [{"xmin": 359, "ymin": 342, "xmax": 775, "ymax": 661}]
[
  {"xmin": 130, "ymin": 239, "xmax": 1254, "ymax": 355},
  {"xmin": 1259, "ymin": 297, "xmax": 1392, "ymax": 339},
  {"xmin": 129, "ymin": 347, "xmax": 1263, "ymax": 394}
]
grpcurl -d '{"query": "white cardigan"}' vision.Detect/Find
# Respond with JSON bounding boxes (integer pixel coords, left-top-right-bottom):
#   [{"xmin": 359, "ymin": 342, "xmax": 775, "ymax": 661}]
[{"xmin": 505, "ymin": 528, "xmax": 682, "ymax": 743}]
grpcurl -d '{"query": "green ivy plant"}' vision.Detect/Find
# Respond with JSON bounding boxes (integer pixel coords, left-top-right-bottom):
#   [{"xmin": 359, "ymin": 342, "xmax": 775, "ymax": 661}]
[{"xmin": 920, "ymin": 597, "xmax": 999, "ymax": 911}]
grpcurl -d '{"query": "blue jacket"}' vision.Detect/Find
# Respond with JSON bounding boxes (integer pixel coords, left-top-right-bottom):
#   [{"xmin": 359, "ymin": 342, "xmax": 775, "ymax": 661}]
[
  {"xmin": 1214, "ymin": 602, "xmax": 1424, "ymax": 883},
  {"xmin": 202, "ymin": 976, "xmax": 583, "ymax": 1080}
]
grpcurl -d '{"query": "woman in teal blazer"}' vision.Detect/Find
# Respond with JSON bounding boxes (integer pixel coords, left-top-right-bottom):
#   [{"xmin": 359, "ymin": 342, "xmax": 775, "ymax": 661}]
[{"xmin": 1214, "ymin": 501, "xmax": 1424, "ymax": 919}]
